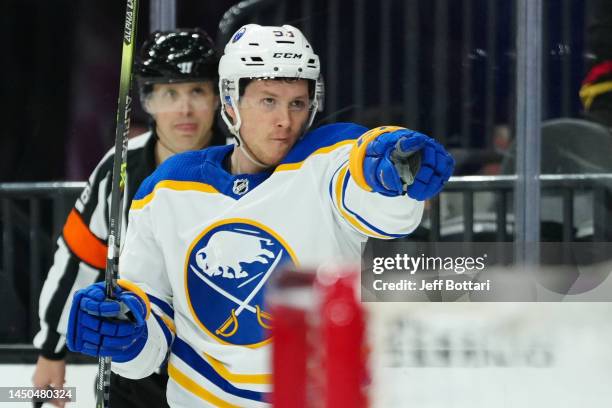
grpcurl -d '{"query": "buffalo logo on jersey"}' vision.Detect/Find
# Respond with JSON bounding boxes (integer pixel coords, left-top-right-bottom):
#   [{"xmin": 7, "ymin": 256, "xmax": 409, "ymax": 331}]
[{"xmin": 185, "ymin": 220, "xmax": 296, "ymax": 346}]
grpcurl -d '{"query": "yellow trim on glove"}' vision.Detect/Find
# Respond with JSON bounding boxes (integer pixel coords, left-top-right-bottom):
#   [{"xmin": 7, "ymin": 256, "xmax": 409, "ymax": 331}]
[
  {"xmin": 117, "ymin": 278, "xmax": 151, "ymax": 320},
  {"xmin": 348, "ymin": 125, "xmax": 405, "ymax": 191}
]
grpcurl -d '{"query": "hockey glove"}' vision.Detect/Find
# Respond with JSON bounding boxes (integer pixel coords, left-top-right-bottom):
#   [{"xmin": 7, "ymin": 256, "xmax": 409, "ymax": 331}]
[
  {"xmin": 66, "ymin": 280, "xmax": 149, "ymax": 363},
  {"xmin": 352, "ymin": 127, "xmax": 454, "ymax": 200}
]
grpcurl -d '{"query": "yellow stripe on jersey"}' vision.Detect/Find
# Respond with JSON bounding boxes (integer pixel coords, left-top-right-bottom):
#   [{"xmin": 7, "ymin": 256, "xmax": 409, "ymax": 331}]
[
  {"xmin": 275, "ymin": 139, "xmax": 356, "ymax": 172},
  {"xmin": 116, "ymin": 279, "xmax": 151, "ymax": 319},
  {"xmin": 334, "ymin": 165, "xmax": 390, "ymax": 239},
  {"xmin": 168, "ymin": 363, "xmax": 241, "ymax": 408},
  {"xmin": 203, "ymin": 353, "xmax": 272, "ymax": 384},
  {"xmin": 131, "ymin": 180, "xmax": 219, "ymax": 210},
  {"xmin": 348, "ymin": 125, "xmax": 405, "ymax": 191},
  {"xmin": 159, "ymin": 314, "xmax": 176, "ymax": 333}
]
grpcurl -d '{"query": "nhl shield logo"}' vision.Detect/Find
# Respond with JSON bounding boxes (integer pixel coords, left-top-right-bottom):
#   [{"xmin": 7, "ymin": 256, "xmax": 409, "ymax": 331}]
[
  {"xmin": 232, "ymin": 178, "xmax": 249, "ymax": 195},
  {"xmin": 185, "ymin": 219, "xmax": 297, "ymax": 346}
]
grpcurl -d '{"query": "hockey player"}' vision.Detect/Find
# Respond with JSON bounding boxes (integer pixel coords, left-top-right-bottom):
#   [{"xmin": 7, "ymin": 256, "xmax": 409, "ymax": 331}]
[
  {"xmin": 32, "ymin": 29, "xmax": 222, "ymax": 407},
  {"xmin": 65, "ymin": 24, "xmax": 454, "ymax": 407}
]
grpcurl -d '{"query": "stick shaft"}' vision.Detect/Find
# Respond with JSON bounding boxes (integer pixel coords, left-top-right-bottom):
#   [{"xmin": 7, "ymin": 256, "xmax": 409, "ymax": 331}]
[{"xmin": 96, "ymin": 1, "xmax": 139, "ymax": 407}]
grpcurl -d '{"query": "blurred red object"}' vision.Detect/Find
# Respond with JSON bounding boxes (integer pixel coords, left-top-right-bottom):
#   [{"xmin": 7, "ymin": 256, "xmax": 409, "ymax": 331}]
[{"xmin": 269, "ymin": 265, "xmax": 367, "ymax": 408}]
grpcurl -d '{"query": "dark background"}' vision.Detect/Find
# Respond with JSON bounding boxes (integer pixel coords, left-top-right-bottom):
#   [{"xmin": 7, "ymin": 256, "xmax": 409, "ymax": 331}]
[
  {"xmin": 0, "ymin": 0, "xmax": 235, "ymax": 182},
  {"xmin": 1, "ymin": 0, "xmax": 603, "ymax": 183}
]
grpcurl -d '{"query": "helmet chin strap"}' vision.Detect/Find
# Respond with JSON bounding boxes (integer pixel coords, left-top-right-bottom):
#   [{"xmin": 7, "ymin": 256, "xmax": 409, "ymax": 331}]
[
  {"xmin": 221, "ymin": 100, "xmax": 270, "ymax": 171},
  {"xmin": 230, "ymin": 143, "xmax": 268, "ymax": 174},
  {"xmin": 234, "ymin": 131, "xmax": 270, "ymax": 173}
]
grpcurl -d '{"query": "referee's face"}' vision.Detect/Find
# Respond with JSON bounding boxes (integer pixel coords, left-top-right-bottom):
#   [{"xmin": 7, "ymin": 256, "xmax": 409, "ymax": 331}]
[{"xmin": 147, "ymin": 81, "xmax": 219, "ymax": 154}]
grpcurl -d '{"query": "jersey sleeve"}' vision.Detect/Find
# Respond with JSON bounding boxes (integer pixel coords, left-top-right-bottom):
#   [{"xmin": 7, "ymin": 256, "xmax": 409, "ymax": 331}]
[
  {"xmin": 33, "ymin": 154, "xmax": 114, "ymax": 359},
  {"xmin": 111, "ymin": 196, "xmax": 175, "ymax": 379},
  {"xmin": 326, "ymin": 131, "xmax": 425, "ymax": 240}
]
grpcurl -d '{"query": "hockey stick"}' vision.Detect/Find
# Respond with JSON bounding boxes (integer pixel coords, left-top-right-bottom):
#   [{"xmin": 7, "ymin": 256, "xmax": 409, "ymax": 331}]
[{"xmin": 96, "ymin": 1, "xmax": 139, "ymax": 407}]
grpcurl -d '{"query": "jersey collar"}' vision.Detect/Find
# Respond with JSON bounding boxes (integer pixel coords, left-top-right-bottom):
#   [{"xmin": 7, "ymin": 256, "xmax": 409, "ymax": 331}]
[{"xmin": 200, "ymin": 145, "xmax": 272, "ymax": 199}]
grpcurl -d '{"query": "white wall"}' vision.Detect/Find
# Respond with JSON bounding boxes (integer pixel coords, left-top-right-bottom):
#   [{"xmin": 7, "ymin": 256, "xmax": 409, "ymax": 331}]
[{"xmin": 1, "ymin": 364, "xmax": 96, "ymax": 407}]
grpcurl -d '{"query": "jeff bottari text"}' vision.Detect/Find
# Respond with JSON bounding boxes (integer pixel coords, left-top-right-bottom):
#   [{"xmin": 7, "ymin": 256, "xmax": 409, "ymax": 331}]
[{"xmin": 372, "ymin": 278, "xmax": 490, "ymax": 291}]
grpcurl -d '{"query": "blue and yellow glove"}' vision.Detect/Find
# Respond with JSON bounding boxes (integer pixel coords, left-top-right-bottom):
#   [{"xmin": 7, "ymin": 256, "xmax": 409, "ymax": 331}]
[
  {"xmin": 349, "ymin": 126, "xmax": 454, "ymax": 200},
  {"xmin": 66, "ymin": 280, "xmax": 150, "ymax": 363}
]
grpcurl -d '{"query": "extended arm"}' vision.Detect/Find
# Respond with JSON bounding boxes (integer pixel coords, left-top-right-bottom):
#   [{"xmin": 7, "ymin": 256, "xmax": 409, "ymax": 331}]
[{"xmin": 329, "ymin": 126, "xmax": 454, "ymax": 239}]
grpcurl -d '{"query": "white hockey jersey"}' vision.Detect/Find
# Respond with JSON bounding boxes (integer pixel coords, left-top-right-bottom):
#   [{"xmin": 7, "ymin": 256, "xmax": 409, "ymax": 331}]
[{"xmin": 113, "ymin": 122, "xmax": 424, "ymax": 407}]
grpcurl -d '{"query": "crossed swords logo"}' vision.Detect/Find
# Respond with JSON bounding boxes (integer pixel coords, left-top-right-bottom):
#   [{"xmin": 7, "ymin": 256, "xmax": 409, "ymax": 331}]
[{"xmin": 189, "ymin": 250, "xmax": 283, "ymax": 338}]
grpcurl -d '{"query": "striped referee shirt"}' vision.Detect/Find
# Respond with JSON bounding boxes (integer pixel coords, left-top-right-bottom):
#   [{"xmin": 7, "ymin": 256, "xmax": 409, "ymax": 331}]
[{"xmin": 33, "ymin": 132, "xmax": 157, "ymax": 359}]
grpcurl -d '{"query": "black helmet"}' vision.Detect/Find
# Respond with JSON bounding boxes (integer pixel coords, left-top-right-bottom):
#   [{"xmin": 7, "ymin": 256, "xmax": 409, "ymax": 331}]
[{"xmin": 135, "ymin": 28, "xmax": 218, "ymax": 92}]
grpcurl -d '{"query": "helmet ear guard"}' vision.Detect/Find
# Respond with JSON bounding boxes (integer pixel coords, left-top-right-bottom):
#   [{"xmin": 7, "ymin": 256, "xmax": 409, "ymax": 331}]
[
  {"xmin": 219, "ymin": 78, "xmax": 241, "ymax": 138},
  {"xmin": 315, "ymin": 73, "xmax": 325, "ymax": 113}
]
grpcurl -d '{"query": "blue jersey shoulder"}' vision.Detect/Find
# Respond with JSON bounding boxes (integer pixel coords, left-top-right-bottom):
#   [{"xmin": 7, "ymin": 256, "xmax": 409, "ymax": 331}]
[
  {"xmin": 134, "ymin": 145, "xmax": 233, "ymax": 200},
  {"xmin": 281, "ymin": 122, "xmax": 368, "ymax": 164}
]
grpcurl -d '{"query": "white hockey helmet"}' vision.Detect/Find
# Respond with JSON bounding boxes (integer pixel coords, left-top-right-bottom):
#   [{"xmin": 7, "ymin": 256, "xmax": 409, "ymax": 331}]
[{"xmin": 219, "ymin": 24, "xmax": 322, "ymax": 138}]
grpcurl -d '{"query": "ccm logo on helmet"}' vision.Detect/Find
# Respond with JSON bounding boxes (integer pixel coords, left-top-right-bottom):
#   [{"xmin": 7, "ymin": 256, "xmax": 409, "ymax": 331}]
[{"xmin": 273, "ymin": 53, "xmax": 302, "ymax": 59}]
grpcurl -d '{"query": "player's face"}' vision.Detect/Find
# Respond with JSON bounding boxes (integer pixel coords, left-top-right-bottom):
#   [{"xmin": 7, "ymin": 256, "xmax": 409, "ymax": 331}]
[
  {"xmin": 232, "ymin": 79, "xmax": 310, "ymax": 166},
  {"xmin": 147, "ymin": 81, "xmax": 218, "ymax": 153}
]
